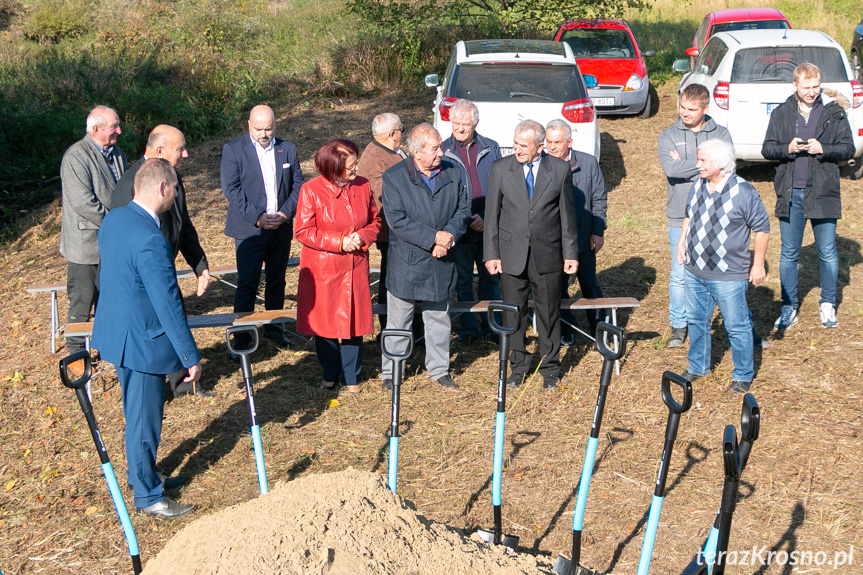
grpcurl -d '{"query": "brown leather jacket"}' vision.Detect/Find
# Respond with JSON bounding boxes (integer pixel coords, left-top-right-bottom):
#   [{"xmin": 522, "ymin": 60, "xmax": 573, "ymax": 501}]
[{"xmin": 356, "ymin": 140, "xmax": 405, "ymax": 243}]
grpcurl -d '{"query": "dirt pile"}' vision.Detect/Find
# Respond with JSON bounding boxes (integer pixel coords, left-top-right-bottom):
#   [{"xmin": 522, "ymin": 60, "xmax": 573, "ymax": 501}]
[{"xmin": 141, "ymin": 467, "xmax": 552, "ymax": 575}]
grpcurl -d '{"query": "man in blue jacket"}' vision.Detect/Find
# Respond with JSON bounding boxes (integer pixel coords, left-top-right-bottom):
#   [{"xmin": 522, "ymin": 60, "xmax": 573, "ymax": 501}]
[
  {"xmin": 380, "ymin": 124, "xmax": 471, "ymax": 390},
  {"xmin": 441, "ymin": 99, "xmax": 501, "ymax": 342},
  {"xmin": 93, "ymin": 159, "xmax": 200, "ymax": 518}
]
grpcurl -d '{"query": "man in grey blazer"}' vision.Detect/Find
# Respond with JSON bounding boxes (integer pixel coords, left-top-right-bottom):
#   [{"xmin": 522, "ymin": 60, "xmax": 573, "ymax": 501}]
[
  {"xmin": 60, "ymin": 105, "xmax": 127, "ymax": 361},
  {"xmin": 484, "ymin": 120, "xmax": 578, "ymax": 390}
]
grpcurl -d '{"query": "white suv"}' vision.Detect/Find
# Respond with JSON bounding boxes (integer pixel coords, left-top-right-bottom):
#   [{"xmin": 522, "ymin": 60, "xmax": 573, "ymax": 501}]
[
  {"xmin": 425, "ymin": 39, "xmax": 601, "ymax": 160},
  {"xmin": 674, "ymin": 29, "xmax": 863, "ymax": 175}
]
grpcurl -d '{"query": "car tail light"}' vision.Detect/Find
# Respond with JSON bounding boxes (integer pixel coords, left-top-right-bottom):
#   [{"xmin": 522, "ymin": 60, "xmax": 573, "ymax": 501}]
[
  {"xmin": 562, "ymin": 99, "xmax": 595, "ymax": 123},
  {"xmin": 851, "ymin": 80, "xmax": 863, "ymax": 108},
  {"xmin": 624, "ymin": 74, "xmax": 643, "ymax": 92},
  {"xmin": 438, "ymin": 97, "xmax": 457, "ymax": 121},
  {"xmin": 713, "ymin": 82, "xmax": 729, "ymax": 110}
]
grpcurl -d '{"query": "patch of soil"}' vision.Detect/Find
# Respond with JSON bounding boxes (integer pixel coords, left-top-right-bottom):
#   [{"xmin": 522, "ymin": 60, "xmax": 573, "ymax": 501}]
[{"xmin": 142, "ymin": 468, "xmax": 551, "ymax": 575}]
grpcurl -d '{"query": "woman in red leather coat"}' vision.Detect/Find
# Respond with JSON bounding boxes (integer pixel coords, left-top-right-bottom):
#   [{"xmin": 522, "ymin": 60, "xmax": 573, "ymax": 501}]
[{"xmin": 295, "ymin": 139, "xmax": 380, "ymax": 393}]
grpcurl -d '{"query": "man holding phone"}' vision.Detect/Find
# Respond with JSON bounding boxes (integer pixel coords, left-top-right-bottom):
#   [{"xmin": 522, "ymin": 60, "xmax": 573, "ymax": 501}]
[{"xmin": 762, "ymin": 63, "xmax": 854, "ymax": 331}]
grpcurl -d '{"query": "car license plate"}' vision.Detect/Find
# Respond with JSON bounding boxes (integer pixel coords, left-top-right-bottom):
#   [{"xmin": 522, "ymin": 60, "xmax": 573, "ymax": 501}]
[
  {"xmin": 591, "ymin": 98, "xmax": 614, "ymax": 107},
  {"xmin": 766, "ymin": 103, "xmax": 781, "ymax": 116},
  {"xmin": 500, "ymin": 147, "xmax": 514, "ymax": 157}
]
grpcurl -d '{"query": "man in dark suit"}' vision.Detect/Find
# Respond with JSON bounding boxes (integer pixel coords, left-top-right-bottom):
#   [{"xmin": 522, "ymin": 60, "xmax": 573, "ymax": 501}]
[
  {"xmin": 93, "ymin": 159, "xmax": 200, "ymax": 518},
  {"xmin": 484, "ymin": 119, "xmax": 578, "ymax": 390},
  {"xmin": 113, "ymin": 125, "xmax": 212, "ymax": 398},
  {"xmin": 221, "ymin": 105, "xmax": 305, "ymax": 352}
]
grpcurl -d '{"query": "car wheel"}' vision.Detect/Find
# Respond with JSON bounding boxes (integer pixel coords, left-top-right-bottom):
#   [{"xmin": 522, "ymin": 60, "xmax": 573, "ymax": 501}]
[
  {"xmin": 640, "ymin": 91, "xmax": 652, "ymax": 119},
  {"xmin": 852, "ymin": 50, "xmax": 862, "ymax": 83},
  {"xmin": 840, "ymin": 159, "xmax": 863, "ymax": 180}
]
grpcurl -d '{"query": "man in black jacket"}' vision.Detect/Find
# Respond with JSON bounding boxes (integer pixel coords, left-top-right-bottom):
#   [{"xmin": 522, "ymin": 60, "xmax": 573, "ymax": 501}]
[
  {"xmin": 762, "ymin": 63, "xmax": 854, "ymax": 331},
  {"xmin": 113, "ymin": 125, "xmax": 212, "ymax": 397}
]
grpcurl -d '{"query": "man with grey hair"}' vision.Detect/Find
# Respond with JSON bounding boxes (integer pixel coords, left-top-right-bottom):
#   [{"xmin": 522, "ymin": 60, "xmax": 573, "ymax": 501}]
[
  {"xmin": 484, "ymin": 119, "xmax": 578, "ymax": 390},
  {"xmin": 380, "ymin": 123, "xmax": 470, "ymax": 390},
  {"xmin": 677, "ymin": 139, "xmax": 769, "ymax": 393},
  {"xmin": 545, "ymin": 118, "xmax": 607, "ymax": 343},
  {"xmin": 60, "ymin": 105, "xmax": 128, "ymax": 370},
  {"xmin": 441, "ymin": 99, "xmax": 502, "ymax": 343},
  {"xmin": 357, "ymin": 112, "xmax": 407, "ymax": 335}
]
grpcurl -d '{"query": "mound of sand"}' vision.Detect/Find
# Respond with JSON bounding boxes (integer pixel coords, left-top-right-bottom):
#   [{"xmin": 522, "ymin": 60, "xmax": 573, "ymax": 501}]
[{"xmin": 141, "ymin": 468, "xmax": 552, "ymax": 574}]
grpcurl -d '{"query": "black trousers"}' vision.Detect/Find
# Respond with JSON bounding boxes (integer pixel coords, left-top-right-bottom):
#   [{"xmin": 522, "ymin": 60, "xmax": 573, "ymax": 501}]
[
  {"xmin": 499, "ymin": 251, "xmax": 563, "ymax": 378},
  {"xmin": 234, "ymin": 231, "xmax": 291, "ymax": 313},
  {"xmin": 66, "ymin": 262, "xmax": 99, "ymax": 353}
]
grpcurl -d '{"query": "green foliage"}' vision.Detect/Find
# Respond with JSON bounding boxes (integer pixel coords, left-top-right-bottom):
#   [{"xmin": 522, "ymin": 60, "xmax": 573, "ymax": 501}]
[{"xmin": 23, "ymin": 0, "xmax": 94, "ymax": 42}]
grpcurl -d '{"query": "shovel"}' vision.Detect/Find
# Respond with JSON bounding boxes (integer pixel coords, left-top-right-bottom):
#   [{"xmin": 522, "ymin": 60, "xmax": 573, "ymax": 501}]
[
  {"xmin": 380, "ymin": 329, "xmax": 414, "ymax": 493},
  {"xmin": 225, "ymin": 326, "xmax": 268, "ymax": 495},
  {"xmin": 59, "ymin": 351, "xmax": 142, "ymax": 574},
  {"xmin": 553, "ymin": 322, "xmax": 627, "ymax": 575},
  {"xmin": 680, "ymin": 394, "xmax": 759, "ymax": 575},
  {"xmin": 477, "ymin": 301, "xmax": 521, "ymax": 549},
  {"xmin": 712, "ymin": 425, "xmax": 743, "ymax": 575},
  {"xmin": 636, "ymin": 371, "xmax": 693, "ymax": 575}
]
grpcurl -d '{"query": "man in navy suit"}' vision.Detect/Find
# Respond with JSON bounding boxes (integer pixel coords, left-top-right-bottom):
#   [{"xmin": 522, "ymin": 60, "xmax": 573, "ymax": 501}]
[
  {"xmin": 221, "ymin": 105, "xmax": 305, "ymax": 351},
  {"xmin": 93, "ymin": 159, "xmax": 201, "ymax": 518}
]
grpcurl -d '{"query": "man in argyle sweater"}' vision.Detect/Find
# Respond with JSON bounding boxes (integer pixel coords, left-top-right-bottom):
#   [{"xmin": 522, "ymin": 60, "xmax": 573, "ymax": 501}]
[{"xmin": 677, "ymin": 140, "xmax": 770, "ymax": 393}]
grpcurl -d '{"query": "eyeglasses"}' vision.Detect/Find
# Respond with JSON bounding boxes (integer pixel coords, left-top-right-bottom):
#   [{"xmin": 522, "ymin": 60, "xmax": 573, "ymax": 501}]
[
  {"xmin": 345, "ymin": 160, "xmax": 359, "ymax": 171},
  {"xmin": 392, "ymin": 127, "xmax": 405, "ymax": 133}
]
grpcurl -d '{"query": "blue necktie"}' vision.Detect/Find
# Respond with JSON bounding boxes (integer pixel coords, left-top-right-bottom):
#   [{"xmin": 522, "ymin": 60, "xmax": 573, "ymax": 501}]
[{"xmin": 525, "ymin": 162, "xmax": 534, "ymax": 200}]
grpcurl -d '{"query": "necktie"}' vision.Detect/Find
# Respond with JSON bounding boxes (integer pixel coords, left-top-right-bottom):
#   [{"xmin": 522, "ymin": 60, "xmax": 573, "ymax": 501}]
[{"xmin": 525, "ymin": 162, "xmax": 534, "ymax": 201}]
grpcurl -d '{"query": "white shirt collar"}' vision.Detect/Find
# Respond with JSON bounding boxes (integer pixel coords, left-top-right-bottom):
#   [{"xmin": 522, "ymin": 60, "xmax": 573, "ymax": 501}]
[{"xmin": 132, "ymin": 199, "xmax": 160, "ymax": 228}]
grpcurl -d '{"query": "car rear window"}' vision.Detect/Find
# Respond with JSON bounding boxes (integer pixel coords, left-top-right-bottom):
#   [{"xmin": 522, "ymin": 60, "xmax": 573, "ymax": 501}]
[
  {"xmin": 711, "ymin": 20, "xmax": 789, "ymax": 35},
  {"xmin": 448, "ymin": 64, "xmax": 587, "ymax": 102},
  {"xmin": 559, "ymin": 29, "xmax": 636, "ymax": 59},
  {"xmin": 731, "ymin": 47, "xmax": 848, "ymax": 83}
]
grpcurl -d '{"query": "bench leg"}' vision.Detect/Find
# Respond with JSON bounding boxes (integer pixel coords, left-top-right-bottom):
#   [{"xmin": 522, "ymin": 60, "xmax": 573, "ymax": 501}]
[{"xmin": 50, "ymin": 290, "xmax": 59, "ymax": 354}]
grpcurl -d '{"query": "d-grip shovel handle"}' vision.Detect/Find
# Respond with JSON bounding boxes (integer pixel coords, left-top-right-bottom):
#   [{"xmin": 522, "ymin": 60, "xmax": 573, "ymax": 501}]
[
  {"xmin": 740, "ymin": 393, "xmax": 760, "ymax": 444},
  {"xmin": 487, "ymin": 301, "xmax": 520, "ymax": 336},
  {"xmin": 226, "ymin": 325, "xmax": 259, "ymax": 355},
  {"xmin": 381, "ymin": 329, "xmax": 414, "ymax": 361},
  {"xmin": 595, "ymin": 322, "xmax": 627, "ymax": 360},
  {"xmin": 661, "ymin": 371, "xmax": 693, "ymax": 414},
  {"xmin": 722, "ymin": 425, "xmax": 740, "ymax": 482},
  {"xmin": 59, "ymin": 350, "xmax": 91, "ymax": 390}
]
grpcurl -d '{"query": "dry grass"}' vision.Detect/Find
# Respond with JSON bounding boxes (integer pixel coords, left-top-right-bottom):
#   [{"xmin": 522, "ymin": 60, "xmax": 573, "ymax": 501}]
[{"xmin": 0, "ymin": 83, "xmax": 861, "ymax": 574}]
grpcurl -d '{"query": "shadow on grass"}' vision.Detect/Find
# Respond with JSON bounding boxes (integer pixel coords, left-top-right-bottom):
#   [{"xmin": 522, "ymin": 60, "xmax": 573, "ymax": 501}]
[
  {"xmin": 750, "ymin": 501, "xmax": 806, "ymax": 575},
  {"xmin": 530, "ymin": 427, "xmax": 635, "ymax": 552}
]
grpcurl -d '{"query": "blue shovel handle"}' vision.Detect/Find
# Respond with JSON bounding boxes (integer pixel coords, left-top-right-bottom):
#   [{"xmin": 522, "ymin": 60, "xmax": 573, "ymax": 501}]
[{"xmin": 251, "ymin": 425, "xmax": 268, "ymax": 494}]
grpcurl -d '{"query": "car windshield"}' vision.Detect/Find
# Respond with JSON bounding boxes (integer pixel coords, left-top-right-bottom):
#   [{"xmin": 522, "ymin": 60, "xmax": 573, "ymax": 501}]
[
  {"xmin": 449, "ymin": 64, "xmax": 587, "ymax": 102},
  {"xmin": 559, "ymin": 29, "xmax": 635, "ymax": 59},
  {"xmin": 711, "ymin": 20, "xmax": 790, "ymax": 35},
  {"xmin": 731, "ymin": 47, "xmax": 848, "ymax": 83}
]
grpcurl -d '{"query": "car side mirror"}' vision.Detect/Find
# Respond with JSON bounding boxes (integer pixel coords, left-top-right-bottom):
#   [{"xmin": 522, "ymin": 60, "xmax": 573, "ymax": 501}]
[
  {"xmin": 642, "ymin": 50, "xmax": 656, "ymax": 58},
  {"xmin": 673, "ymin": 59, "xmax": 691, "ymax": 73},
  {"xmin": 685, "ymin": 47, "xmax": 699, "ymax": 57},
  {"xmin": 583, "ymin": 74, "xmax": 598, "ymax": 89},
  {"xmin": 424, "ymin": 73, "xmax": 440, "ymax": 88}
]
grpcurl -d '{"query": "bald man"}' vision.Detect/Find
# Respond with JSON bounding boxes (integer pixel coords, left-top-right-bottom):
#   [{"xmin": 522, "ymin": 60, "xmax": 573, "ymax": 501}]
[
  {"xmin": 221, "ymin": 105, "xmax": 305, "ymax": 354},
  {"xmin": 114, "ymin": 125, "xmax": 212, "ymax": 397},
  {"xmin": 60, "ymin": 105, "xmax": 128, "ymax": 364}
]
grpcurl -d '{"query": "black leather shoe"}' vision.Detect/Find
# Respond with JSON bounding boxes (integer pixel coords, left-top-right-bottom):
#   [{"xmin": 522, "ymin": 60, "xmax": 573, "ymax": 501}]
[
  {"xmin": 506, "ymin": 373, "xmax": 524, "ymax": 388},
  {"xmin": 264, "ymin": 328, "xmax": 293, "ymax": 349},
  {"xmin": 728, "ymin": 380, "xmax": 752, "ymax": 393},
  {"xmin": 434, "ymin": 375, "xmax": 459, "ymax": 389},
  {"xmin": 681, "ymin": 369, "xmax": 704, "ymax": 383},
  {"xmin": 173, "ymin": 382, "xmax": 215, "ymax": 398},
  {"xmin": 543, "ymin": 374, "xmax": 559, "ymax": 390},
  {"xmin": 139, "ymin": 497, "xmax": 194, "ymax": 518}
]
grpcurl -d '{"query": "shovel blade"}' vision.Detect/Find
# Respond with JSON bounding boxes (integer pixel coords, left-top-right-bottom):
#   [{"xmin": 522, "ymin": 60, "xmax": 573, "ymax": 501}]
[
  {"xmin": 553, "ymin": 555, "xmax": 598, "ymax": 575},
  {"xmin": 477, "ymin": 529, "xmax": 519, "ymax": 551}
]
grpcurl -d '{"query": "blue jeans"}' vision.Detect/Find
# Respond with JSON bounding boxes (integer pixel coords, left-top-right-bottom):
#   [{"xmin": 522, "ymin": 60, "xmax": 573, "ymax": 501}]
[
  {"xmin": 668, "ymin": 226, "xmax": 686, "ymax": 329},
  {"xmin": 779, "ymin": 188, "xmax": 838, "ymax": 307},
  {"xmin": 454, "ymin": 233, "xmax": 500, "ymax": 337},
  {"xmin": 685, "ymin": 271, "xmax": 754, "ymax": 382}
]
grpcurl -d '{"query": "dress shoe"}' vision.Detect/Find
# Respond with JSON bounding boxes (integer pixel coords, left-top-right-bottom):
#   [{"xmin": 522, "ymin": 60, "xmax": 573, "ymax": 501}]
[
  {"xmin": 434, "ymin": 375, "xmax": 459, "ymax": 389},
  {"xmin": 264, "ymin": 327, "xmax": 293, "ymax": 349},
  {"xmin": 139, "ymin": 497, "xmax": 194, "ymax": 518},
  {"xmin": 128, "ymin": 473, "xmax": 189, "ymax": 492},
  {"xmin": 543, "ymin": 374, "xmax": 559, "ymax": 390},
  {"xmin": 506, "ymin": 373, "xmax": 524, "ymax": 388},
  {"xmin": 173, "ymin": 382, "xmax": 215, "ymax": 398}
]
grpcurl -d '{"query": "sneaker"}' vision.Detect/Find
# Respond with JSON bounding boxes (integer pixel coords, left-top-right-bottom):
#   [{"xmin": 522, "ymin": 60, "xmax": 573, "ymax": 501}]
[
  {"xmin": 667, "ymin": 327, "xmax": 687, "ymax": 349},
  {"xmin": 728, "ymin": 380, "xmax": 752, "ymax": 393},
  {"xmin": 542, "ymin": 374, "xmax": 559, "ymax": 390},
  {"xmin": 681, "ymin": 369, "xmax": 704, "ymax": 383},
  {"xmin": 506, "ymin": 373, "xmax": 524, "ymax": 388},
  {"xmin": 773, "ymin": 305, "xmax": 798, "ymax": 331},
  {"xmin": 819, "ymin": 302, "xmax": 838, "ymax": 328},
  {"xmin": 434, "ymin": 375, "xmax": 459, "ymax": 390}
]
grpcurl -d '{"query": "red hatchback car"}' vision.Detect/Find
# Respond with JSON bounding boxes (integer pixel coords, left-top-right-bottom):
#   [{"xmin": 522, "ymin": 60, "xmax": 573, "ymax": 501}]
[
  {"xmin": 687, "ymin": 7, "xmax": 791, "ymax": 63},
  {"xmin": 555, "ymin": 18, "xmax": 655, "ymax": 118}
]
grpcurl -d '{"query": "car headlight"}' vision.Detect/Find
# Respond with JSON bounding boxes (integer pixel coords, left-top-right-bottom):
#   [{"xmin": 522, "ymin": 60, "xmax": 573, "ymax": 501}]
[{"xmin": 624, "ymin": 74, "xmax": 643, "ymax": 91}]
